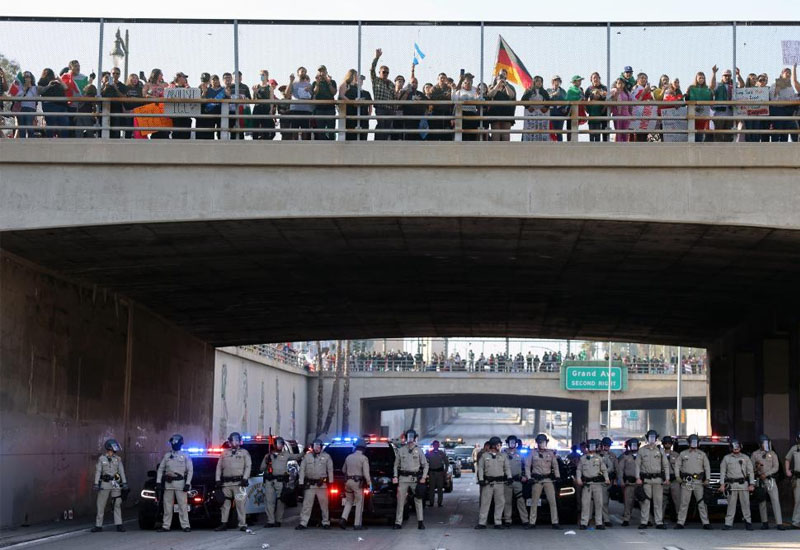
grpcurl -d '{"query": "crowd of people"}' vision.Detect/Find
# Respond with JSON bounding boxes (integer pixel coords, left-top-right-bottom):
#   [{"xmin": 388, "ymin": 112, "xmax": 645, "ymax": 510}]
[{"xmin": 2, "ymin": 52, "xmax": 799, "ymax": 141}]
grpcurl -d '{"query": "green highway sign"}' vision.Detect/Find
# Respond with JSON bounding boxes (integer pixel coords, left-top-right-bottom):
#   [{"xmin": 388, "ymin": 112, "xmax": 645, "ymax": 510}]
[{"xmin": 560, "ymin": 362, "xmax": 627, "ymax": 391}]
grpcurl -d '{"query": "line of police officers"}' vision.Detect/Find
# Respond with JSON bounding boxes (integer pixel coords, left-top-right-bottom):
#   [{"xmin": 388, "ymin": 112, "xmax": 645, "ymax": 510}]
[{"xmin": 91, "ymin": 429, "xmax": 800, "ymax": 532}]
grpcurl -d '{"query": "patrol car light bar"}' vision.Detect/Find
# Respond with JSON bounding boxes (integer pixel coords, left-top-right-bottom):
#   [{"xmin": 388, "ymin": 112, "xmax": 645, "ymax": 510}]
[
  {"xmin": 333, "ymin": 437, "xmax": 358, "ymax": 443},
  {"xmin": 185, "ymin": 447, "xmax": 206, "ymax": 454}
]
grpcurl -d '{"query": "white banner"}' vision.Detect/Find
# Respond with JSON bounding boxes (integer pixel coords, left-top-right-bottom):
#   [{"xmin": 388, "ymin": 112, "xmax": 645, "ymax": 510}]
[
  {"xmin": 631, "ymin": 105, "xmax": 657, "ymax": 131},
  {"xmin": 164, "ymin": 87, "xmax": 202, "ymax": 116},
  {"xmin": 661, "ymin": 106, "xmax": 688, "ymax": 142},
  {"xmin": 522, "ymin": 111, "xmax": 550, "ymax": 142},
  {"xmin": 782, "ymin": 40, "xmax": 800, "ymax": 65},
  {"xmin": 734, "ymin": 87, "xmax": 770, "ymax": 118}
]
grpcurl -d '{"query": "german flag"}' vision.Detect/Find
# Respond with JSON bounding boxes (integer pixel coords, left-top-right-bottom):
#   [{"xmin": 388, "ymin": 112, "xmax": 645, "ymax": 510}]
[{"xmin": 494, "ymin": 35, "xmax": 533, "ymax": 89}]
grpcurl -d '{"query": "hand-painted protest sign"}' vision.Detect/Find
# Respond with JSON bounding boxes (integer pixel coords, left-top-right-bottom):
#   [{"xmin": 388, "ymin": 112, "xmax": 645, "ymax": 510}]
[
  {"xmin": 734, "ymin": 87, "xmax": 770, "ymax": 118},
  {"xmin": 631, "ymin": 105, "xmax": 657, "ymax": 131},
  {"xmin": 164, "ymin": 87, "xmax": 202, "ymax": 116},
  {"xmin": 782, "ymin": 40, "xmax": 800, "ymax": 65},
  {"xmin": 661, "ymin": 106, "xmax": 688, "ymax": 142}
]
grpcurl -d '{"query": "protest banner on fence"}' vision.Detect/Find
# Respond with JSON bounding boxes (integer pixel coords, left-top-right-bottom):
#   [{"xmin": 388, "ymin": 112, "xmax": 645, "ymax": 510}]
[
  {"xmin": 734, "ymin": 87, "xmax": 770, "ymax": 118},
  {"xmin": 782, "ymin": 40, "xmax": 800, "ymax": 65},
  {"xmin": 631, "ymin": 105, "xmax": 657, "ymax": 131},
  {"xmin": 164, "ymin": 87, "xmax": 202, "ymax": 116},
  {"xmin": 661, "ymin": 106, "xmax": 688, "ymax": 142}
]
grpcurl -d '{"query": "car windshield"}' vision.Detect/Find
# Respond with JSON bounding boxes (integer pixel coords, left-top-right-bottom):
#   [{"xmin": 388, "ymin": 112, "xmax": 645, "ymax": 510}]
[
  {"xmin": 190, "ymin": 457, "xmax": 219, "ymax": 483},
  {"xmin": 325, "ymin": 445, "xmax": 355, "ymax": 471},
  {"xmin": 241, "ymin": 443, "xmax": 269, "ymax": 474},
  {"xmin": 365, "ymin": 447, "xmax": 395, "ymax": 475},
  {"xmin": 453, "ymin": 446, "xmax": 473, "ymax": 457}
]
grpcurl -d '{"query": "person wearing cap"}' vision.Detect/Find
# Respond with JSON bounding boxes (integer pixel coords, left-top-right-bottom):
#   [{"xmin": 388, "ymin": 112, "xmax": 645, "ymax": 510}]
[
  {"xmin": 564, "ymin": 75, "xmax": 584, "ymax": 141},
  {"xmin": 168, "ymin": 72, "xmax": 193, "ymax": 139},
  {"xmin": 620, "ymin": 66, "xmax": 635, "ymax": 91},
  {"xmin": 710, "ymin": 65, "xmax": 742, "ymax": 142},
  {"xmin": 720, "ymin": 438, "xmax": 755, "ymax": 530},
  {"xmin": 548, "ymin": 76, "xmax": 567, "ymax": 141},
  {"xmin": 311, "ymin": 65, "xmax": 337, "ymax": 140},
  {"xmin": 584, "ymin": 72, "xmax": 608, "ymax": 142}
]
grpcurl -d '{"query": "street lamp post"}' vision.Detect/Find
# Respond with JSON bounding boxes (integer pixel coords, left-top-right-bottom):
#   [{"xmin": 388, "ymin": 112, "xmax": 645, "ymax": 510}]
[{"xmin": 109, "ymin": 28, "xmax": 129, "ymax": 80}]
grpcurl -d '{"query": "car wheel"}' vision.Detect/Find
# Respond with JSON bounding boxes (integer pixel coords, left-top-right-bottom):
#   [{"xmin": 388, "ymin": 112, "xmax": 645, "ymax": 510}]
[{"xmin": 138, "ymin": 511, "xmax": 156, "ymax": 531}]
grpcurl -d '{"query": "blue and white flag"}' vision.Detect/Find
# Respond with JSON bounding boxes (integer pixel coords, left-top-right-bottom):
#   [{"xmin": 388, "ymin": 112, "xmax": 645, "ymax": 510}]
[{"xmin": 412, "ymin": 42, "xmax": 426, "ymax": 66}]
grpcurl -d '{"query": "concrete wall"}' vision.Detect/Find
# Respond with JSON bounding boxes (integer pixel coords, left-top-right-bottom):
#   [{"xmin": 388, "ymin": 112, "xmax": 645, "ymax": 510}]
[
  {"xmin": 0, "ymin": 252, "xmax": 214, "ymax": 528},
  {"xmin": 2, "ymin": 142, "xmax": 800, "ymax": 232},
  {"xmin": 212, "ymin": 347, "xmax": 308, "ymax": 444}
]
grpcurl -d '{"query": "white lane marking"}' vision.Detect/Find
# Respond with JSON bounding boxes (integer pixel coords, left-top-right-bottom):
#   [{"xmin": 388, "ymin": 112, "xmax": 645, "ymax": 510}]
[{"xmin": 664, "ymin": 546, "xmax": 685, "ymax": 550}]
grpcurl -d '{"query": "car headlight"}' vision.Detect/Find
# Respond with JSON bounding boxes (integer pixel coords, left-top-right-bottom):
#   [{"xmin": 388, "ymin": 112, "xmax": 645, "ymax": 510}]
[
  {"xmin": 559, "ymin": 487, "xmax": 575, "ymax": 497},
  {"xmin": 141, "ymin": 489, "xmax": 156, "ymax": 499}
]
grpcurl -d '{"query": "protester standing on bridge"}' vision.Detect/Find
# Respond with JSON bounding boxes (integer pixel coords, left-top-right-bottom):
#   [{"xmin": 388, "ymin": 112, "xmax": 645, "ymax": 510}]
[
  {"xmin": 91, "ymin": 439, "xmax": 128, "ymax": 533},
  {"xmin": 370, "ymin": 49, "xmax": 397, "ymax": 141},
  {"xmin": 720, "ymin": 438, "xmax": 755, "ymax": 530},
  {"xmin": 297, "ymin": 438, "xmax": 334, "ymax": 530},
  {"xmin": 475, "ymin": 436, "xmax": 510, "ymax": 529},
  {"xmin": 501, "ymin": 436, "xmax": 528, "ymax": 527},
  {"xmin": 635, "ymin": 429, "xmax": 670, "ymax": 529},
  {"xmin": 661, "ymin": 436, "xmax": 681, "ymax": 523},
  {"xmin": 393, "ymin": 429, "xmax": 428, "ymax": 530},
  {"xmin": 340, "ymin": 440, "xmax": 371, "ymax": 530},
  {"xmin": 526, "ymin": 433, "xmax": 560, "ymax": 529},
  {"xmin": 599, "ymin": 437, "xmax": 618, "ymax": 527},
  {"xmin": 261, "ymin": 436, "xmax": 301, "ymax": 528},
  {"xmin": 155, "ymin": 434, "xmax": 193, "ymax": 532},
  {"xmin": 751, "ymin": 434, "xmax": 784, "ymax": 530},
  {"xmin": 425, "ymin": 440, "xmax": 448, "ymax": 507},
  {"xmin": 674, "ymin": 434, "xmax": 711, "ymax": 530},
  {"xmin": 214, "ymin": 432, "xmax": 252, "ymax": 531},
  {"xmin": 576, "ymin": 439, "xmax": 609, "ymax": 530},
  {"xmin": 618, "ymin": 438, "xmax": 639, "ymax": 526},
  {"xmin": 786, "ymin": 430, "xmax": 800, "ymax": 529}
]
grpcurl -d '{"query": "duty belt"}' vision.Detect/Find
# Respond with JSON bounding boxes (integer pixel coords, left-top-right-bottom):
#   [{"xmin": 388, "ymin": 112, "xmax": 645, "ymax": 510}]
[
  {"xmin": 347, "ymin": 476, "xmax": 365, "ymax": 482},
  {"xmin": 725, "ymin": 477, "xmax": 746, "ymax": 484},
  {"xmin": 429, "ymin": 467, "xmax": 444, "ymax": 472},
  {"xmin": 511, "ymin": 475, "xmax": 523, "ymax": 482},
  {"xmin": 682, "ymin": 473, "xmax": 705, "ymax": 481},
  {"xmin": 398, "ymin": 470, "xmax": 418, "ymax": 477},
  {"xmin": 531, "ymin": 473, "xmax": 555, "ymax": 482},
  {"xmin": 100, "ymin": 474, "xmax": 114, "ymax": 482},
  {"xmin": 585, "ymin": 475, "xmax": 605, "ymax": 483},
  {"xmin": 164, "ymin": 473, "xmax": 184, "ymax": 481},
  {"xmin": 485, "ymin": 476, "xmax": 506, "ymax": 482},
  {"xmin": 623, "ymin": 475, "xmax": 637, "ymax": 484},
  {"xmin": 641, "ymin": 473, "xmax": 663, "ymax": 480},
  {"xmin": 305, "ymin": 478, "xmax": 325, "ymax": 487},
  {"xmin": 221, "ymin": 476, "xmax": 243, "ymax": 483},
  {"xmin": 265, "ymin": 473, "xmax": 289, "ymax": 482}
]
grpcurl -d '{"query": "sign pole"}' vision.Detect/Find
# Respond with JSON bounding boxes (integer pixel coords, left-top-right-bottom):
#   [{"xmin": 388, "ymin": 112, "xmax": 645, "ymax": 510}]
[
  {"xmin": 607, "ymin": 341, "xmax": 612, "ymax": 436},
  {"xmin": 677, "ymin": 345, "xmax": 682, "ymax": 435}
]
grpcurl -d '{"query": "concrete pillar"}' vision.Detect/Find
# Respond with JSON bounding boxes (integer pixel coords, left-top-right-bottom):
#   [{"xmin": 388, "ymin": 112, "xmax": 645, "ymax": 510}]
[
  {"xmin": 571, "ymin": 401, "xmax": 590, "ymax": 445},
  {"xmin": 648, "ymin": 409, "xmax": 669, "ymax": 437},
  {"xmin": 587, "ymin": 396, "xmax": 603, "ymax": 439},
  {"xmin": 534, "ymin": 409, "xmax": 541, "ymax": 435},
  {"xmin": 760, "ymin": 338, "xmax": 794, "ymax": 451}
]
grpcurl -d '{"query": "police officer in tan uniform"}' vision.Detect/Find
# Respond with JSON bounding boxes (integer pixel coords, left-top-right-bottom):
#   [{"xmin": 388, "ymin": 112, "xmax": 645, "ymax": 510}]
[
  {"xmin": 260, "ymin": 436, "xmax": 301, "ymax": 528},
  {"xmin": 340, "ymin": 441, "xmax": 371, "ymax": 530},
  {"xmin": 526, "ymin": 433, "xmax": 560, "ymax": 529},
  {"xmin": 661, "ymin": 436, "xmax": 681, "ymax": 522},
  {"xmin": 214, "ymin": 432, "xmax": 252, "ymax": 531},
  {"xmin": 502, "ymin": 435, "xmax": 528, "ymax": 527},
  {"xmin": 425, "ymin": 440, "xmax": 448, "ymax": 508},
  {"xmin": 752, "ymin": 434, "xmax": 785, "ymax": 530},
  {"xmin": 156, "ymin": 434, "xmax": 193, "ymax": 533},
  {"xmin": 393, "ymin": 429, "xmax": 428, "ymax": 530},
  {"xmin": 720, "ymin": 438, "xmax": 755, "ymax": 530},
  {"xmin": 618, "ymin": 438, "xmax": 639, "ymax": 526},
  {"xmin": 784, "ymin": 431, "xmax": 800, "ymax": 529},
  {"xmin": 576, "ymin": 439, "xmax": 609, "ymax": 530},
  {"xmin": 674, "ymin": 434, "xmax": 712, "ymax": 530},
  {"xmin": 599, "ymin": 436, "xmax": 618, "ymax": 527},
  {"xmin": 296, "ymin": 438, "xmax": 334, "ymax": 530},
  {"xmin": 475, "ymin": 436, "xmax": 510, "ymax": 530},
  {"xmin": 91, "ymin": 439, "xmax": 128, "ymax": 533},
  {"xmin": 635, "ymin": 429, "xmax": 670, "ymax": 529}
]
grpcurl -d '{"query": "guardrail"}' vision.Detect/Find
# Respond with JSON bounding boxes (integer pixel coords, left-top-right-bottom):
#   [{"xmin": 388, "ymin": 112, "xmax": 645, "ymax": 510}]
[
  {"xmin": 238, "ymin": 344, "xmax": 304, "ymax": 369},
  {"xmin": 1, "ymin": 96, "xmax": 798, "ymax": 141}
]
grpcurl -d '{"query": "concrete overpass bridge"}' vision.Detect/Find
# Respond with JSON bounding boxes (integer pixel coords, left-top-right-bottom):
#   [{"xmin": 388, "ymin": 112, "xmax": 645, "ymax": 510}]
[
  {"xmin": 308, "ymin": 370, "xmax": 707, "ymax": 444},
  {"xmin": 1, "ymin": 141, "xmax": 798, "ymax": 528}
]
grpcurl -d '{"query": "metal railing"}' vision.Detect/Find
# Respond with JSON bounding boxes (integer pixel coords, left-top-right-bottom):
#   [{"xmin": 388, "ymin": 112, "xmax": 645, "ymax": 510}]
[
  {"xmin": 1, "ymin": 95, "xmax": 798, "ymax": 141},
  {"xmin": 238, "ymin": 344, "xmax": 304, "ymax": 369}
]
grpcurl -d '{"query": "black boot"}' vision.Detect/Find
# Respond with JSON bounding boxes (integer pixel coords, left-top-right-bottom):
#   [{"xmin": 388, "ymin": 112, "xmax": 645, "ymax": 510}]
[
  {"xmin": 745, "ymin": 523, "xmax": 754, "ymax": 531},
  {"xmin": 761, "ymin": 522, "xmax": 770, "ymax": 530},
  {"xmin": 339, "ymin": 519, "xmax": 347, "ymax": 530},
  {"xmin": 90, "ymin": 527, "xmax": 102, "ymax": 533},
  {"xmin": 418, "ymin": 521, "xmax": 425, "ymax": 530}
]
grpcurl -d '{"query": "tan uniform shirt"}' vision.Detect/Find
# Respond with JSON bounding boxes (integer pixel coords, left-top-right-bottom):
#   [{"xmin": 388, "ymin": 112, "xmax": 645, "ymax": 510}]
[
  {"xmin": 503, "ymin": 449, "xmax": 526, "ymax": 478},
  {"xmin": 576, "ymin": 453, "xmax": 608, "ymax": 484},
  {"xmin": 720, "ymin": 453, "xmax": 755, "ymax": 489},
  {"xmin": 675, "ymin": 448, "xmax": 711, "ymax": 479},
  {"xmin": 665, "ymin": 449, "xmax": 679, "ymax": 480},
  {"xmin": 785, "ymin": 444, "xmax": 800, "ymax": 472},
  {"xmin": 260, "ymin": 447, "xmax": 300, "ymax": 477},
  {"xmin": 215, "ymin": 448, "xmax": 252, "ymax": 486},
  {"xmin": 343, "ymin": 450, "xmax": 371, "ymax": 484},
  {"xmin": 477, "ymin": 451, "xmax": 511, "ymax": 481},
  {"xmin": 751, "ymin": 449, "xmax": 779, "ymax": 478},
  {"xmin": 299, "ymin": 451, "xmax": 333, "ymax": 484},
  {"xmin": 526, "ymin": 449, "xmax": 560, "ymax": 481},
  {"xmin": 601, "ymin": 451, "xmax": 618, "ymax": 479},
  {"xmin": 156, "ymin": 451, "xmax": 193, "ymax": 489},
  {"xmin": 94, "ymin": 454, "xmax": 127, "ymax": 489},
  {"xmin": 635, "ymin": 444, "xmax": 669, "ymax": 479},
  {"xmin": 394, "ymin": 443, "xmax": 428, "ymax": 479},
  {"xmin": 618, "ymin": 453, "xmax": 637, "ymax": 481}
]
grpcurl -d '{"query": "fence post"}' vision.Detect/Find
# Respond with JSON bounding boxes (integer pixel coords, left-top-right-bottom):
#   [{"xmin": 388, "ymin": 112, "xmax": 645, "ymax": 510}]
[
  {"xmin": 221, "ymin": 105, "xmax": 230, "ymax": 140},
  {"xmin": 687, "ymin": 104, "xmax": 696, "ymax": 143},
  {"xmin": 454, "ymin": 103, "xmax": 463, "ymax": 142},
  {"xmin": 336, "ymin": 100, "xmax": 347, "ymax": 141},
  {"xmin": 101, "ymin": 100, "xmax": 110, "ymax": 139},
  {"xmin": 570, "ymin": 104, "xmax": 579, "ymax": 143}
]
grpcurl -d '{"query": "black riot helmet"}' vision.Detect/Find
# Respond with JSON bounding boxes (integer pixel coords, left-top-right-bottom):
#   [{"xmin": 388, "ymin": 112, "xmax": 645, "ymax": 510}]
[
  {"xmin": 274, "ymin": 436, "xmax": 285, "ymax": 451},
  {"xmin": 758, "ymin": 434, "xmax": 771, "ymax": 451},
  {"xmin": 587, "ymin": 439, "xmax": 600, "ymax": 452},
  {"xmin": 730, "ymin": 438, "xmax": 742, "ymax": 452},
  {"xmin": 601, "ymin": 436, "xmax": 613, "ymax": 448},
  {"xmin": 405, "ymin": 429, "xmax": 418, "ymax": 442},
  {"xmin": 228, "ymin": 432, "xmax": 242, "ymax": 447},
  {"xmin": 645, "ymin": 429, "xmax": 658, "ymax": 444},
  {"xmin": 169, "ymin": 434, "xmax": 184, "ymax": 451},
  {"xmin": 506, "ymin": 435, "xmax": 519, "ymax": 448},
  {"xmin": 535, "ymin": 433, "xmax": 549, "ymax": 448},
  {"xmin": 488, "ymin": 436, "xmax": 503, "ymax": 449},
  {"xmin": 104, "ymin": 439, "xmax": 121, "ymax": 453},
  {"xmin": 625, "ymin": 438, "xmax": 639, "ymax": 452},
  {"xmin": 662, "ymin": 435, "xmax": 673, "ymax": 447},
  {"xmin": 687, "ymin": 434, "xmax": 700, "ymax": 448}
]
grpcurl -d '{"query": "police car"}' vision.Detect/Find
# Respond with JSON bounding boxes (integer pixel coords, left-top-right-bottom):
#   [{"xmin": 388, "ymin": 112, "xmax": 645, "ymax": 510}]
[
  {"xmin": 138, "ymin": 446, "xmax": 225, "ymax": 529},
  {"xmin": 321, "ymin": 436, "xmax": 410, "ymax": 524}
]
